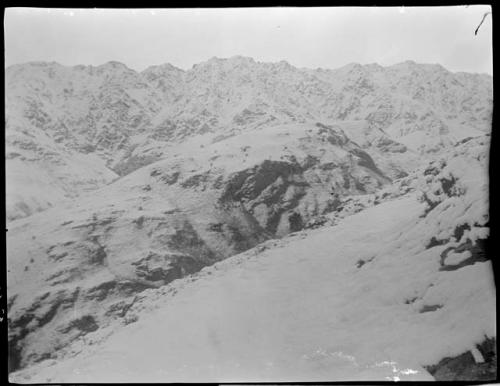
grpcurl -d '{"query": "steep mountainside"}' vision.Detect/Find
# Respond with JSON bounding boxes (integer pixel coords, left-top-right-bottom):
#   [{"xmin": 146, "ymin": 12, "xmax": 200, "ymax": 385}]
[
  {"xmin": 7, "ymin": 122, "xmax": 393, "ymax": 371},
  {"xmin": 6, "ymin": 58, "xmax": 494, "ymax": 381},
  {"xmin": 5, "ymin": 58, "xmax": 492, "ymax": 221},
  {"xmin": 9, "ymin": 136, "xmax": 494, "ymax": 382}
]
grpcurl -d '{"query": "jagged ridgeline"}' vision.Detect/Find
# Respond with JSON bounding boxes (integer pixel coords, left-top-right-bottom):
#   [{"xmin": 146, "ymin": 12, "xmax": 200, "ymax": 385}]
[
  {"xmin": 6, "ymin": 58, "xmax": 494, "ymax": 382},
  {"xmin": 6, "ymin": 58, "xmax": 491, "ymax": 222}
]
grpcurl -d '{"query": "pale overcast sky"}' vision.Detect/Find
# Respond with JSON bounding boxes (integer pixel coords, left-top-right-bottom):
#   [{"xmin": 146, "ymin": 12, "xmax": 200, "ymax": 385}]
[{"xmin": 4, "ymin": 6, "xmax": 493, "ymax": 74}]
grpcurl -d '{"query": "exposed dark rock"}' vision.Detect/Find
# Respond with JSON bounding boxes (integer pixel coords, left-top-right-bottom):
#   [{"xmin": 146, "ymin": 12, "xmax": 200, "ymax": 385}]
[
  {"xmin": 207, "ymin": 222, "xmax": 224, "ymax": 232},
  {"xmin": 86, "ymin": 236, "xmax": 108, "ymax": 265},
  {"xmin": 425, "ymin": 337, "xmax": 496, "ymax": 381},
  {"xmin": 440, "ymin": 238, "xmax": 489, "ymax": 271},
  {"xmin": 374, "ymin": 136, "xmax": 407, "ymax": 153},
  {"xmin": 116, "ymin": 280, "xmax": 158, "ymax": 295},
  {"xmin": 105, "ymin": 299, "xmax": 134, "ymax": 318},
  {"xmin": 262, "ymin": 189, "xmax": 308, "ymax": 234},
  {"xmin": 132, "ymin": 251, "xmax": 203, "ymax": 284},
  {"xmin": 150, "ymin": 168, "xmax": 161, "ymax": 177},
  {"xmin": 84, "ymin": 281, "xmax": 117, "ymax": 302},
  {"xmin": 354, "ymin": 180, "xmax": 367, "ymax": 193},
  {"xmin": 225, "ymin": 224, "xmax": 248, "ymax": 244},
  {"xmin": 304, "ymin": 216, "xmax": 329, "ymax": 230},
  {"xmin": 8, "ymin": 288, "xmax": 80, "ymax": 372},
  {"xmin": 318, "ymin": 162, "xmax": 338, "ymax": 171},
  {"xmin": 355, "ymin": 256, "xmax": 375, "ymax": 268},
  {"xmin": 78, "ymin": 143, "xmax": 96, "ymax": 153},
  {"xmin": 47, "ymin": 267, "xmax": 83, "ymax": 285},
  {"xmin": 70, "ymin": 216, "xmax": 114, "ymax": 231},
  {"xmin": 455, "ymin": 137, "xmax": 474, "ymax": 146},
  {"xmin": 212, "ymin": 175, "xmax": 225, "ymax": 189},
  {"xmin": 301, "ymin": 155, "xmax": 320, "ymax": 169},
  {"xmin": 7, "ymin": 294, "xmax": 18, "ymax": 310},
  {"xmin": 288, "ymin": 212, "xmax": 303, "ymax": 232},
  {"xmin": 233, "ymin": 108, "xmax": 267, "ymax": 126},
  {"xmin": 453, "ymin": 223, "xmax": 471, "ymax": 241},
  {"xmin": 423, "ymin": 166, "xmax": 440, "ymax": 177},
  {"xmin": 315, "ymin": 122, "xmax": 349, "ymax": 146},
  {"xmin": 404, "ymin": 296, "xmax": 418, "ymax": 305},
  {"xmin": 59, "ymin": 315, "xmax": 99, "ymax": 334},
  {"xmin": 419, "ymin": 304, "xmax": 443, "ymax": 313},
  {"xmin": 215, "ymin": 149, "xmax": 387, "ymax": 236},
  {"xmin": 426, "ymin": 236, "xmax": 449, "ymax": 249},
  {"xmin": 113, "ymin": 154, "xmax": 159, "ymax": 176},
  {"xmin": 133, "ymin": 215, "xmax": 145, "ymax": 228},
  {"xmin": 350, "ymin": 148, "xmax": 379, "ymax": 172},
  {"xmin": 6, "ymin": 151, "xmax": 22, "ymax": 159},
  {"xmin": 219, "ymin": 160, "xmax": 303, "ymax": 203},
  {"xmin": 180, "ymin": 172, "xmax": 210, "ymax": 189},
  {"xmin": 159, "ymin": 171, "xmax": 180, "ymax": 185},
  {"xmin": 167, "ymin": 221, "xmax": 218, "ymax": 263},
  {"xmin": 46, "ymin": 245, "xmax": 69, "ymax": 262},
  {"xmin": 323, "ymin": 196, "xmax": 342, "ymax": 213},
  {"xmin": 124, "ymin": 314, "xmax": 139, "ymax": 325},
  {"xmin": 342, "ymin": 170, "xmax": 351, "ymax": 189},
  {"xmin": 419, "ymin": 192, "xmax": 441, "ymax": 217},
  {"xmin": 440, "ymin": 175, "xmax": 457, "ymax": 196},
  {"xmin": 213, "ymin": 206, "xmax": 272, "ymax": 252}
]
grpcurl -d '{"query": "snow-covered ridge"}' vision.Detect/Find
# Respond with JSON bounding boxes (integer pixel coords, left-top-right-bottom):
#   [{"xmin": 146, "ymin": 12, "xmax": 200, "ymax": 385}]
[
  {"xmin": 5, "ymin": 56, "xmax": 492, "ymax": 76},
  {"xmin": 5, "ymin": 57, "xmax": 492, "ymax": 221}
]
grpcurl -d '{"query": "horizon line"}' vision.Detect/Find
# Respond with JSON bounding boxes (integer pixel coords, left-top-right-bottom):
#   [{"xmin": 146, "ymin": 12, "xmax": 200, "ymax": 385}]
[{"xmin": 4, "ymin": 56, "xmax": 493, "ymax": 77}]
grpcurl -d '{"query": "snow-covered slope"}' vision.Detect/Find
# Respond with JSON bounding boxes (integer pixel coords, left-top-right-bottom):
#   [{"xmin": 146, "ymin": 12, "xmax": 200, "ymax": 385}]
[
  {"xmin": 5, "ymin": 58, "xmax": 492, "ymax": 221},
  {"xmin": 5, "ymin": 118, "xmax": 117, "ymax": 222},
  {"xmin": 7, "ymin": 122, "xmax": 394, "ymax": 371},
  {"xmin": 6, "ymin": 57, "xmax": 494, "ymax": 381},
  {"xmin": 9, "ymin": 135, "xmax": 493, "ymax": 383}
]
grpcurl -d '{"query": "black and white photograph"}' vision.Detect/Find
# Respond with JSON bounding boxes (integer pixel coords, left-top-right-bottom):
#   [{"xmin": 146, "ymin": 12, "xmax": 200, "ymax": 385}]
[{"xmin": 4, "ymin": 6, "xmax": 496, "ymax": 382}]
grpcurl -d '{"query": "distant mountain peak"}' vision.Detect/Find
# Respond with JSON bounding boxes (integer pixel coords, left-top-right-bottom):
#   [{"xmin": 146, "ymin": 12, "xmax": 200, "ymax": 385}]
[
  {"xmin": 141, "ymin": 62, "xmax": 185, "ymax": 74},
  {"xmin": 97, "ymin": 60, "xmax": 134, "ymax": 71}
]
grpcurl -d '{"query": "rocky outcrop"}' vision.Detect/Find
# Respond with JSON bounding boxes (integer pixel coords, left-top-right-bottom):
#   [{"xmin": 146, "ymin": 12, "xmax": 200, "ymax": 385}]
[{"xmin": 425, "ymin": 338, "xmax": 496, "ymax": 381}]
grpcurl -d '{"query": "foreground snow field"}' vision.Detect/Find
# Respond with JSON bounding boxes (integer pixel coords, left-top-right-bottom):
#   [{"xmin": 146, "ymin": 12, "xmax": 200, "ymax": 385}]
[{"xmin": 10, "ymin": 188, "xmax": 495, "ymax": 382}]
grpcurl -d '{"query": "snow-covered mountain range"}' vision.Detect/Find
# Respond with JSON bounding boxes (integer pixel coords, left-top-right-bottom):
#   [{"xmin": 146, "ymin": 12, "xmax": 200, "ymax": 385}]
[
  {"xmin": 6, "ymin": 57, "xmax": 492, "ymax": 222},
  {"xmin": 6, "ymin": 57, "xmax": 495, "ymax": 381}
]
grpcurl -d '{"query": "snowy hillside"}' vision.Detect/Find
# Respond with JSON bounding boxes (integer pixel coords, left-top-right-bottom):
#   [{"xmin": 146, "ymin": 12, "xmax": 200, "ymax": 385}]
[
  {"xmin": 5, "ymin": 118, "xmax": 117, "ymax": 222},
  {"xmin": 6, "ymin": 57, "xmax": 494, "ymax": 382},
  {"xmin": 9, "ymin": 136, "xmax": 494, "ymax": 382},
  {"xmin": 5, "ymin": 58, "xmax": 492, "ymax": 221},
  {"xmin": 7, "ymin": 122, "xmax": 394, "ymax": 371}
]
